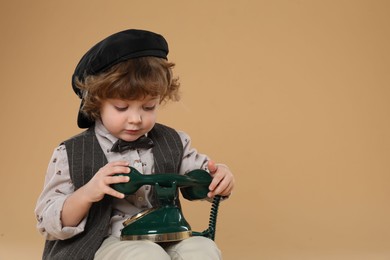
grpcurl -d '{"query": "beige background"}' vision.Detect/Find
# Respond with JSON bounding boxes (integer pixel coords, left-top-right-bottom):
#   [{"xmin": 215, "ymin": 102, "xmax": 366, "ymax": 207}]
[{"xmin": 1, "ymin": 1, "xmax": 390, "ymax": 259}]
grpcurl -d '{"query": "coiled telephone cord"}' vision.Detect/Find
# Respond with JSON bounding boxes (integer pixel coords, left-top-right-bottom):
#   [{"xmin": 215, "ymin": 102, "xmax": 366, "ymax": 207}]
[{"xmin": 193, "ymin": 195, "xmax": 221, "ymax": 241}]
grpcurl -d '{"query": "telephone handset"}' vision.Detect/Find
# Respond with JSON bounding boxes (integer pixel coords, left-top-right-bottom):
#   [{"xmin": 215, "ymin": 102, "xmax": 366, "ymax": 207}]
[{"xmin": 112, "ymin": 167, "xmax": 221, "ymax": 242}]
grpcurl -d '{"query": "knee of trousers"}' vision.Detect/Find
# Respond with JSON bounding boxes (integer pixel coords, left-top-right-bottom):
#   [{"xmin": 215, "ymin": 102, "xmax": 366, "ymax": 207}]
[
  {"xmin": 95, "ymin": 237, "xmax": 170, "ymax": 260},
  {"xmin": 165, "ymin": 236, "xmax": 222, "ymax": 260}
]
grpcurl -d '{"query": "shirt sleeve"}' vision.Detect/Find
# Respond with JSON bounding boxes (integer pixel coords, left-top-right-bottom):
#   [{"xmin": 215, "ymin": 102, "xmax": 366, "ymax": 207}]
[
  {"xmin": 177, "ymin": 131, "xmax": 210, "ymax": 174},
  {"xmin": 178, "ymin": 131, "xmax": 231, "ymax": 201},
  {"xmin": 34, "ymin": 145, "xmax": 87, "ymax": 240}
]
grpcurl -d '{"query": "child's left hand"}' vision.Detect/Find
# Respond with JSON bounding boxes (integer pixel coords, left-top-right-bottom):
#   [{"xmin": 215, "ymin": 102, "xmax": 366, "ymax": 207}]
[{"xmin": 207, "ymin": 160, "xmax": 235, "ymax": 198}]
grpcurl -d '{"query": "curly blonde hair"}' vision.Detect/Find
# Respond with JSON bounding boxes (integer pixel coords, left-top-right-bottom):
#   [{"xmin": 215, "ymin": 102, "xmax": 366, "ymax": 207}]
[{"xmin": 74, "ymin": 57, "xmax": 180, "ymax": 121}]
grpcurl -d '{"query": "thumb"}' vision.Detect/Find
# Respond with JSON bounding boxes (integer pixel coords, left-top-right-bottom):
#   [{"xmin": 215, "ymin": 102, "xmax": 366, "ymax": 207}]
[{"xmin": 207, "ymin": 160, "xmax": 218, "ymax": 174}]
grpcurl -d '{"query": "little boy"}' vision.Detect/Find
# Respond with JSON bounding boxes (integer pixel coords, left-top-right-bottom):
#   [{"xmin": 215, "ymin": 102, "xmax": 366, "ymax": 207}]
[{"xmin": 35, "ymin": 29, "xmax": 234, "ymax": 260}]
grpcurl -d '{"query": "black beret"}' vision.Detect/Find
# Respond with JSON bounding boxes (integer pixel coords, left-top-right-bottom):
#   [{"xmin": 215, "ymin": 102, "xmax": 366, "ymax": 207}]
[{"xmin": 71, "ymin": 29, "xmax": 169, "ymax": 128}]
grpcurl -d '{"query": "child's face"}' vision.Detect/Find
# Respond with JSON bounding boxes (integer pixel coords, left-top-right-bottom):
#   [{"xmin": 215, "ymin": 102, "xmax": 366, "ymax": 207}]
[{"xmin": 100, "ymin": 96, "xmax": 159, "ymax": 141}]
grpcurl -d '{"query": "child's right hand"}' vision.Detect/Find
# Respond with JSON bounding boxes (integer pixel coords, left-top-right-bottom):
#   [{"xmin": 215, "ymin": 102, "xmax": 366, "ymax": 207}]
[
  {"xmin": 62, "ymin": 161, "xmax": 131, "ymax": 227},
  {"xmin": 82, "ymin": 161, "xmax": 131, "ymax": 202}
]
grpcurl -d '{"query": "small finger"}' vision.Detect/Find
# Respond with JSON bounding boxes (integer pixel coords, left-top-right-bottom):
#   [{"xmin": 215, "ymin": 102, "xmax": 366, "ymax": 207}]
[
  {"xmin": 105, "ymin": 187, "xmax": 126, "ymax": 199},
  {"xmin": 109, "ymin": 166, "xmax": 131, "ymax": 175},
  {"xmin": 218, "ymin": 181, "xmax": 234, "ymax": 196},
  {"xmin": 107, "ymin": 175, "xmax": 130, "ymax": 184},
  {"xmin": 107, "ymin": 161, "xmax": 130, "ymax": 167},
  {"xmin": 209, "ymin": 174, "xmax": 224, "ymax": 191}
]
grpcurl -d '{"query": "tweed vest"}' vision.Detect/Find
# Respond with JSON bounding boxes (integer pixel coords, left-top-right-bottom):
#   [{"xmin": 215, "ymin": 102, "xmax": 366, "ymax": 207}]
[{"xmin": 42, "ymin": 123, "xmax": 184, "ymax": 260}]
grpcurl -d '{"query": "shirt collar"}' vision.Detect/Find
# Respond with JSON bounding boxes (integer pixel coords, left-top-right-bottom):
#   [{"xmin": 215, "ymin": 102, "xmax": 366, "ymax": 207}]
[{"xmin": 94, "ymin": 120, "xmax": 118, "ymax": 144}]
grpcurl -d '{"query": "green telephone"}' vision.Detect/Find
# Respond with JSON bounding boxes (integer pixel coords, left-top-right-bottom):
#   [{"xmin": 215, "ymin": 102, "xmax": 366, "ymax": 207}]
[{"xmin": 112, "ymin": 167, "xmax": 221, "ymax": 242}]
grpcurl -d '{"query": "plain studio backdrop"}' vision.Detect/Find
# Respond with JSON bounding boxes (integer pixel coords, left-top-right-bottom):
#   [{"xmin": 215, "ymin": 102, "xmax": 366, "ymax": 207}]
[{"xmin": 1, "ymin": 1, "xmax": 389, "ymax": 259}]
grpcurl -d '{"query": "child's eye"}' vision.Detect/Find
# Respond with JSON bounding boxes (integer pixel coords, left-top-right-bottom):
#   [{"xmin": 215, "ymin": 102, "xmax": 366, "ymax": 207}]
[
  {"xmin": 143, "ymin": 105, "xmax": 156, "ymax": 111},
  {"xmin": 114, "ymin": 106, "xmax": 128, "ymax": 112}
]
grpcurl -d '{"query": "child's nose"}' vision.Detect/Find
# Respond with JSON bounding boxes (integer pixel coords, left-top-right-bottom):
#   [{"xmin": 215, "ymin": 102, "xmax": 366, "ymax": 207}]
[{"xmin": 128, "ymin": 112, "xmax": 142, "ymax": 124}]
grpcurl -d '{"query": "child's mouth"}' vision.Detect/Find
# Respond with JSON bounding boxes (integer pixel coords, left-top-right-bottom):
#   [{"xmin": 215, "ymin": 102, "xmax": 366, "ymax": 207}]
[{"xmin": 125, "ymin": 129, "xmax": 140, "ymax": 135}]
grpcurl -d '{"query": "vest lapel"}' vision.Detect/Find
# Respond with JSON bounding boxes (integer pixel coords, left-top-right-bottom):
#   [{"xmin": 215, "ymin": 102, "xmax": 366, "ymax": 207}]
[{"xmin": 149, "ymin": 123, "xmax": 183, "ymax": 174}]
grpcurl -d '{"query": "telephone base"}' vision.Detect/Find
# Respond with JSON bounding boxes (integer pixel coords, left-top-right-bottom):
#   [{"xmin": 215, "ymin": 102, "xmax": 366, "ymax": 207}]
[
  {"xmin": 120, "ymin": 206, "xmax": 192, "ymax": 242},
  {"xmin": 121, "ymin": 230, "xmax": 192, "ymax": 242}
]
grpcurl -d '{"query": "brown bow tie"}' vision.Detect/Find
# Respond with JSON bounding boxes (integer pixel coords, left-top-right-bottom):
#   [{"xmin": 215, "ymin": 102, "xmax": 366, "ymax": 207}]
[{"xmin": 110, "ymin": 136, "xmax": 154, "ymax": 153}]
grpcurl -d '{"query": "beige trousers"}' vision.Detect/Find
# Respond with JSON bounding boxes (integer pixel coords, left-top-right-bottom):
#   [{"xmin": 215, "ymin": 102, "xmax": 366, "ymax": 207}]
[{"xmin": 94, "ymin": 236, "xmax": 222, "ymax": 260}]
